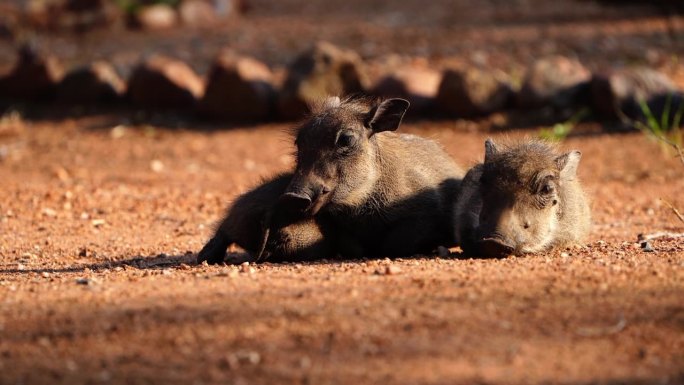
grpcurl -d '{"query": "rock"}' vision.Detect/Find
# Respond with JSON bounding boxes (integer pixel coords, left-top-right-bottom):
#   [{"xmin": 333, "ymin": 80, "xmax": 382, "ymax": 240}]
[
  {"xmin": 277, "ymin": 41, "xmax": 369, "ymax": 120},
  {"xmin": 0, "ymin": 3, "xmax": 21, "ymax": 41},
  {"xmin": 0, "ymin": 44, "xmax": 64, "ymax": 101},
  {"xmin": 371, "ymin": 66, "xmax": 441, "ymax": 115},
  {"xmin": 239, "ymin": 262, "xmax": 255, "ymax": 274},
  {"xmin": 375, "ymin": 265, "xmax": 402, "ymax": 275},
  {"xmin": 232, "ymin": 350, "xmax": 261, "ymax": 366},
  {"xmin": 150, "ymin": 159, "xmax": 164, "ymax": 173},
  {"xmin": 127, "ymin": 55, "xmax": 204, "ymax": 110},
  {"xmin": 65, "ymin": 0, "xmax": 122, "ymax": 31},
  {"xmin": 65, "ymin": 0, "xmax": 103, "ymax": 12},
  {"xmin": 217, "ymin": 0, "xmax": 246, "ymax": 16},
  {"xmin": 436, "ymin": 67, "xmax": 512, "ymax": 118},
  {"xmin": 75, "ymin": 277, "xmax": 99, "ymax": 285},
  {"xmin": 58, "ymin": 61, "xmax": 125, "ymax": 104},
  {"xmin": 25, "ymin": 0, "xmax": 121, "ymax": 32},
  {"xmin": 199, "ymin": 52, "xmax": 275, "ymax": 121},
  {"xmin": 640, "ymin": 240, "xmax": 654, "ymax": 252},
  {"xmin": 436, "ymin": 246, "xmax": 450, "ymax": 257},
  {"xmin": 179, "ymin": 0, "xmax": 217, "ymax": 27},
  {"xmin": 135, "ymin": 4, "xmax": 178, "ymax": 30},
  {"xmin": 24, "ymin": 0, "xmax": 63, "ymax": 30},
  {"xmin": 516, "ymin": 56, "xmax": 591, "ymax": 109},
  {"xmin": 590, "ymin": 67, "xmax": 678, "ymax": 121}
]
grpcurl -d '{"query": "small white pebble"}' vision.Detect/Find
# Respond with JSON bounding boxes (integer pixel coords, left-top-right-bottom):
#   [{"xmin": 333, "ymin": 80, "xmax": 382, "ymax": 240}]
[
  {"xmin": 150, "ymin": 159, "xmax": 165, "ymax": 173},
  {"xmin": 110, "ymin": 125, "xmax": 126, "ymax": 139},
  {"xmin": 243, "ymin": 159, "xmax": 256, "ymax": 171}
]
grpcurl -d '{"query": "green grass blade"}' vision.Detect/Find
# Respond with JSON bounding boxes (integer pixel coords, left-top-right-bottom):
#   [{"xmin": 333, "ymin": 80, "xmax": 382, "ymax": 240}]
[
  {"xmin": 639, "ymin": 98, "xmax": 661, "ymax": 135},
  {"xmin": 673, "ymin": 95, "xmax": 684, "ymax": 130},
  {"xmin": 661, "ymin": 93, "xmax": 672, "ymax": 131}
]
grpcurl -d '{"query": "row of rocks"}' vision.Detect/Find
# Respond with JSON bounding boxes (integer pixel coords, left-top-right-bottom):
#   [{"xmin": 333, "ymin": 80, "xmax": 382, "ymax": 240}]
[
  {"xmin": 3, "ymin": 0, "xmax": 240, "ymax": 34},
  {"xmin": 436, "ymin": 55, "xmax": 682, "ymax": 124},
  {"xmin": 1, "ymin": 42, "xmax": 682, "ymax": 126},
  {"xmin": 132, "ymin": 0, "xmax": 241, "ymax": 31}
]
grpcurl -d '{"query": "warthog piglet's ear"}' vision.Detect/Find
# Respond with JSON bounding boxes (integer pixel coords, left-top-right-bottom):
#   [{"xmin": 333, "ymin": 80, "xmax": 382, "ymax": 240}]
[
  {"xmin": 365, "ymin": 98, "xmax": 410, "ymax": 134},
  {"xmin": 323, "ymin": 96, "xmax": 341, "ymax": 109},
  {"xmin": 555, "ymin": 151, "xmax": 582, "ymax": 181},
  {"xmin": 484, "ymin": 138, "xmax": 498, "ymax": 163}
]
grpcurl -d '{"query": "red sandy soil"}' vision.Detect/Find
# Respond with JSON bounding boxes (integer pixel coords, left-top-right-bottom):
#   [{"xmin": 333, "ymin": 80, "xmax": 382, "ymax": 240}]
[{"xmin": 0, "ymin": 116, "xmax": 682, "ymax": 385}]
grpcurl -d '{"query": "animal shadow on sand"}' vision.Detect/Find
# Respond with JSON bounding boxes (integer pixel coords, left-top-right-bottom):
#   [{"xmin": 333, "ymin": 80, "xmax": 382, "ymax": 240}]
[{"xmin": 0, "ymin": 253, "xmax": 198, "ymax": 275}]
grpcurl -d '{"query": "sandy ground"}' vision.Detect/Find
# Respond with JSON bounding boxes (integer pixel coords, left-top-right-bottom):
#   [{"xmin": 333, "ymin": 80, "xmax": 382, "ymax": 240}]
[{"xmin": 0, "ymin": 116, "xmax": 682, "ymax": 385}]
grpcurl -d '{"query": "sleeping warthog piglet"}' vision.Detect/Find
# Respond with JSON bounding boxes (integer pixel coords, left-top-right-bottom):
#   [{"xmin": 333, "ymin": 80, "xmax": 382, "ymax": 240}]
[{"xmin": 455, "ymin": 139, "xmax": 590, "ymax": 258}]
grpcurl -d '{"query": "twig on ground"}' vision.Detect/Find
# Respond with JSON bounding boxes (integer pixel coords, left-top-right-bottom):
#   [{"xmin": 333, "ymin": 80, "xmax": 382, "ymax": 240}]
[
  {"xmin": 654, "ymin": 135, "xmax": 684, "ymax": 166},
  {"xmin": 637, "ymin": 231, "xmax": 684, "ymax": 243},
  {"xmin": 637, "ymin": 231, "xmax": 684, "ymax": 252},
  {"xmin": 661, "ymin": 199, "xmax": 684, "ymax": 224}
]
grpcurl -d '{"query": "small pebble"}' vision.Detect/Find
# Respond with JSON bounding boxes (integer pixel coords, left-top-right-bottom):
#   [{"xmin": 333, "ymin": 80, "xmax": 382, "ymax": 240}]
[
  {"xmin": 75, "ymin": 277, "xmax": 96, "ymax": 285},
  {"xmin": 42, "ymin": 208, "xmax": 57, "ymax": 217},
  {"xmin": 640, "ymin": 241, "xmax": 654, "ymax": 252},
  {"xmin": 377, "ymin": 265, "xmax": 402, "ymax": 275},
  {"xmin": 236, "ymin": 351, "xmax": 261, "ymax": 365},
  {"xmin": 150, "ymin": 159, "xmax": 165, "ymax": 173},
  {"xmin": 299, "ymin": 356, "xmax": 312, "ymax": 369},
  {"xmin": 110, "ymin": 125, "xmax": 126, "ymax": 139}
]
